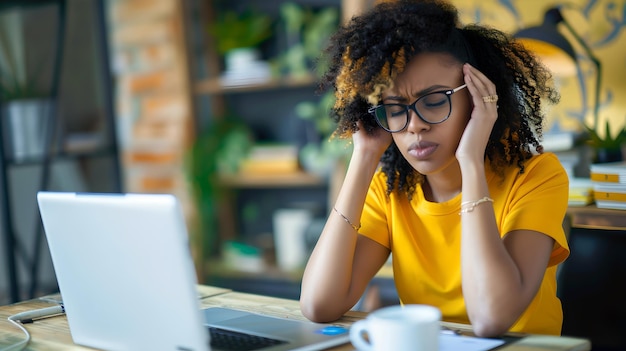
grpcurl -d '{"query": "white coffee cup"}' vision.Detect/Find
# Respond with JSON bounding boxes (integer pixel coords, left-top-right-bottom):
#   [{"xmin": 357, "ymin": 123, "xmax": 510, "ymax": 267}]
[{"xmin": 350, "ymin": 304, "xmax": 441, "ymax": 351}]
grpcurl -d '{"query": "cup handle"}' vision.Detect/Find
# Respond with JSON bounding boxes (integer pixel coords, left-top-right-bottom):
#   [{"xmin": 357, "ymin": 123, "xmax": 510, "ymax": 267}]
[{"xmin": 349, "ymin": 320, "xmax": 372, "ymax": 351}]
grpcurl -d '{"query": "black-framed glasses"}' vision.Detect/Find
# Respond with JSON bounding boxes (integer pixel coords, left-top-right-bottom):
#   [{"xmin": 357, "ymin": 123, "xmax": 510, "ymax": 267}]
[{"xmin": 367, "ymin": 84, "xmax": 468, "ymax": 133}]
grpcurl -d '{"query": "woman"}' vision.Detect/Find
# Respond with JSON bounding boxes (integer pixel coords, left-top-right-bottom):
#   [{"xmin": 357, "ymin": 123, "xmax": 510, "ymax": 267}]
[{"xmin": 299, "ymin": 0, "xmax": 570, "ymax": 337}]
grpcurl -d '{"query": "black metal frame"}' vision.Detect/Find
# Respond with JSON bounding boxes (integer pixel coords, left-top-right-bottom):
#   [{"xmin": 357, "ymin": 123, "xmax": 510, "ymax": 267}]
[{"xmin": 0, "ymin": 0, "xmax": 122, "ymax": 303}]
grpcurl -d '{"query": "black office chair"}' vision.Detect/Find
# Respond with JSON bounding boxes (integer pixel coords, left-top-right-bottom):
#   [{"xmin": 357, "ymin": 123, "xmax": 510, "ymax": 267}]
[{"xmin": 557, "ymin": 225, "xmax": 626, "ymax": 350}]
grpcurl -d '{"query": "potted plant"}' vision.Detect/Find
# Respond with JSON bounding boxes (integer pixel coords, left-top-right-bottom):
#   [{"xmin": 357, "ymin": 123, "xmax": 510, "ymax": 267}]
[
  {"xmin": 274, "ymin": 2, "xmax": 339, "ymax": 79},
  {"xmin": 582, "ymin": 120, "xmax": 626, "ymax": 163},
  {"xmin": 186, "ymin": 114, "xmax": 253, "ymax": 264},
  {"xmin": 207, "ymin": 9, "xmax": 273, "ymax": 74},
  {"xmin": 0, "ymin": 71, "xmax": 52, "ymax": 163},
  {"xmin": 296, "ymin": 91, "xmax": 352, "ymax": 177},
  {"xmin": 1, "ymin": 10, "xmax": 52, "ymax": 162}
]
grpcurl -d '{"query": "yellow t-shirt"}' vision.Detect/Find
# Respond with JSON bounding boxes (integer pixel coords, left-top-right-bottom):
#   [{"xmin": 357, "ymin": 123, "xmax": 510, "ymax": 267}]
[{"xmin": 360, "ymin": 153, "xmax": 570, "ymax": 335}]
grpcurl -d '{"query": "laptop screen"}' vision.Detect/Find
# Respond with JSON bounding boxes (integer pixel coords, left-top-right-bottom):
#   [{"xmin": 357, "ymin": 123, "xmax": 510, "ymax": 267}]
[{"xmin": 38, "ymin": 192, "xmax": 210, "ymax": 351}]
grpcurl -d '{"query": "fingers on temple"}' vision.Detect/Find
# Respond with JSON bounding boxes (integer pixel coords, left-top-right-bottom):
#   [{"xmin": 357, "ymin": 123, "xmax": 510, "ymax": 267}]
[{"xmin": 464, "ymin": 64, "xmax": 496, "ymax": 100}]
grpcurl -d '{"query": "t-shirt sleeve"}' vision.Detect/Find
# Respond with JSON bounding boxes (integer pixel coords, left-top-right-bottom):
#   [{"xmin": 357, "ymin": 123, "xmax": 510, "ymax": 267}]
[{"xmin": 501, "ymin": 153, "xmax": 570, "ymax": 267}]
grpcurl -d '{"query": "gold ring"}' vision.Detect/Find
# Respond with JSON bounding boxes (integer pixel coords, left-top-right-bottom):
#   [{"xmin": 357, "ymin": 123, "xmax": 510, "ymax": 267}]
[{"xmin": 482, "ymin": 95, "xmax": 498, "ymax": 103}]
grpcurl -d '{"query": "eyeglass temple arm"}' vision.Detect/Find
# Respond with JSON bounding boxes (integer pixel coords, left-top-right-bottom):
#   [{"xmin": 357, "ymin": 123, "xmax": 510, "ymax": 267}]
[{"xmin": 452, "ymin": 84, "xmax": 467, "ymax": 93}]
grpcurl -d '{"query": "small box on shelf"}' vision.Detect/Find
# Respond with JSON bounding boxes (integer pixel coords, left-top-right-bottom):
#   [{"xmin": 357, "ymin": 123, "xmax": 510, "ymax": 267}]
[
  {"xmin": 568, "ymin": 178, "xmax": 594, "ymax": 207},
  {"xmin": 239, "ymin": 144, "xmax": 299, "ymax": 174}
]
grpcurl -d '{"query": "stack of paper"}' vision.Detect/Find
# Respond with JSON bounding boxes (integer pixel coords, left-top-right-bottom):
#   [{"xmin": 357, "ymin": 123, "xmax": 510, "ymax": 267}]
[
  {"xmin": 568, "ymin": 178, "xmax": 594, "ymax": 206},
  {"xmin": 220, "ymin": 60, "xmax": 271, "ymax": 87},
  {"xmin": 590, "ymin": 161, "xmax": 626, "ymax": 210},
  {"xmin": 239, "ymin": 144, "xmax": 299, "ymax": 174}
]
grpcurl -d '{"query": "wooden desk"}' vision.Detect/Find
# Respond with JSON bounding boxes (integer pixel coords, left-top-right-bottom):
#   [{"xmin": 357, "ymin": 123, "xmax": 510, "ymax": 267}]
[
  {"xmin": 0, "ymin": 285, "xmax": 590, "ymax": 351},
  {"xmin": 567, "ymin": 204, "xmax": 626, "ymax": 230}
]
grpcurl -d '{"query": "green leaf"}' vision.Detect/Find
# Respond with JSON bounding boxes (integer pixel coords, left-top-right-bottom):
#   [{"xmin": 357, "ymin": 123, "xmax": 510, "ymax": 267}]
[
  {"xmin": 185, "ymin": 116, "xmax": 253, "ymax": 256},
  {"xmin": 208, "ymin": 10, "xmax": 273, "ymax": 55},
  {"xmin": 0, "ymin": 58, "xmax": 49, "ymax": 101},
  {"xmin": 582, "ymin": 120, "xmax": 626, "ymax": 151}
]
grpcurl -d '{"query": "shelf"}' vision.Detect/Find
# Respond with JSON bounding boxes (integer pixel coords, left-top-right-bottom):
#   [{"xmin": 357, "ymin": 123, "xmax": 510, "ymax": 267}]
[
  {"xmin": 194, "ymin": 74, "xmax": 317, "ymax": 95},
  {"xmin": 567, "ymin": 204, "xmax": 626, "ymax": 230},
  {"xmin": 202, "ymin": 257, "xmax": 304, "ymax": 300},
  {"xmin": 3, "ymin": 147, "xmax": 117, "ymax": 166},
  {"xmin": 218, "ymin": 171, "xmax": 326, "ymax": 188},
  {"xmin": 187, "ymin": 0, "xmax": 353, "ymax": 290},
  {"xmin": 205, "ymin": 258, "xmax": 304, "ymax": 281}
]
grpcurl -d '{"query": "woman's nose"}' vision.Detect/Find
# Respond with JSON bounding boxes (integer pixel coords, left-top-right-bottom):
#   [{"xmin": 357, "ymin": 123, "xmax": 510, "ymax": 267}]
[{"xmin": 405, "ymin": 109, "xmax": 430, "ymax": 133}]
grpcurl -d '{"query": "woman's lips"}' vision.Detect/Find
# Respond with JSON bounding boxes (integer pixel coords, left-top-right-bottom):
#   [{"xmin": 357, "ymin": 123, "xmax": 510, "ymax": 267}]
[{"xmin": 408, "ymin": 141, "xmax": 438, "ymax": 159}]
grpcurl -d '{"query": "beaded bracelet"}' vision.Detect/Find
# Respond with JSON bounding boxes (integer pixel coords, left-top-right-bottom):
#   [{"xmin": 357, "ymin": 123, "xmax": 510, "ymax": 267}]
[
  {"xmin": 333, "ymin": 207, "xmax": 361, "ymax": 231},
  {"xmin": 459, "ymin": 197, "xmax": 494, "ymax": 215}
]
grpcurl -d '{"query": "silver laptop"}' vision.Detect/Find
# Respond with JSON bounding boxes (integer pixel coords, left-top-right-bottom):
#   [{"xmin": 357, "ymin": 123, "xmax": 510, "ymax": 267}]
[{"xmin": 37, "ymin": 191, "xmax": 350, "ymax": 351}]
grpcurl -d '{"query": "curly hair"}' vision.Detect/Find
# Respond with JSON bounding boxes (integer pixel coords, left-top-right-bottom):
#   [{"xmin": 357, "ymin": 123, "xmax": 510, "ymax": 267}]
[{"xmin": 318, "ymin": 0, "xmax": 559, "ymax": 197}]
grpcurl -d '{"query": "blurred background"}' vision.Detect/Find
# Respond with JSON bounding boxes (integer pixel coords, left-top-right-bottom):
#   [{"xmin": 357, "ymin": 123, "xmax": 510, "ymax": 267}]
[{"xmin": 0, "ymin": 0, "xmax": 624, "ymax": 314}]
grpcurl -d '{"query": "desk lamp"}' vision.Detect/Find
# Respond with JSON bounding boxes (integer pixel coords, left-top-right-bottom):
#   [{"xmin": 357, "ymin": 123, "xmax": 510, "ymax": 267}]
[{"xmin": 514, "ymin": 7, "xmax": 602, "ymax": 130}]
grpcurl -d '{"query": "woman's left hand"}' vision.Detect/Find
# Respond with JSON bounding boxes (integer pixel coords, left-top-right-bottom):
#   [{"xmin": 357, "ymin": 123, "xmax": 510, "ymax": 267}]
[{"xmin": 455, "ymin": 63, "xmax": 499, "ymax": 164}]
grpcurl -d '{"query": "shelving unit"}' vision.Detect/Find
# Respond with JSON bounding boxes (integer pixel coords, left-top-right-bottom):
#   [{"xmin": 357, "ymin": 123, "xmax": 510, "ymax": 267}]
[
  {"xmin": 183, "ymin": 0, "xmax": 365, "ymax": 298},
  {"xmin": 0, "ymin": 0, "xmax": 121, "ymax": 303},
  {"xmin": 194, "ymin": 74, "xmax": 317, "ymax": 95},
  {"xmin": 218, "ymin": 171, "xmax": 324, "ymax": 188}
]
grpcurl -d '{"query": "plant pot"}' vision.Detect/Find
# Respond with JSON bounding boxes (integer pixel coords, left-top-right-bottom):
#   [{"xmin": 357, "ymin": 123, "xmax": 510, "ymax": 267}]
[
  {"xmin": 224, "ymin": 47, "xmax": 261, "ymax": 72},
  {"xmin": 2, "ymin": 99, "xmax": 52, "ymax": 162},
  {"xmin": 221, "ymin": 48, "xmax": 271, "ymax": 85},
  {"xmin": 594, "ymin": 148, "xmax": 623, "ymax": 164}
]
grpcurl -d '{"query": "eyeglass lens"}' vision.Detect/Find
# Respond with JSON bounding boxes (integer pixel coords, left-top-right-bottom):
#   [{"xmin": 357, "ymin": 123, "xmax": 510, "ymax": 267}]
[{"xmin": 373, "ymin": 91, "xmax": 452, "ymax": 132}]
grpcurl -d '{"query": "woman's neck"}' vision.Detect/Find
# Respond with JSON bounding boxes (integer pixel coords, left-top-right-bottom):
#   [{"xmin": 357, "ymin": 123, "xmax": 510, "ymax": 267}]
[{"xmin": 422, "ymin": 162, "xmax": 463, "ymax": 203}]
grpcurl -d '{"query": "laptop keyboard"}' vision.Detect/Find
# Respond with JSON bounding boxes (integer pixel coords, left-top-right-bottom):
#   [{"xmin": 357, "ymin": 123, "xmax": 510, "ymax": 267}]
[{"xmin": 208, "ymin": 327, "xmax": 287, "ymax": 351}]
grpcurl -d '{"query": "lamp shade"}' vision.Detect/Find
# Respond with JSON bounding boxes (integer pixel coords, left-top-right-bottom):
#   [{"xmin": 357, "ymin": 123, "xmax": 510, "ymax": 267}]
[{"xmin": 515, "ymin": 8, "xmax": 577, "ymax": 76}]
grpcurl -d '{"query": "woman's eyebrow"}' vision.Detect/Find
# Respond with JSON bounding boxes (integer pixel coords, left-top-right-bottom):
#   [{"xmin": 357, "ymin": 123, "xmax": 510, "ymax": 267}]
[
  {"xmin": 382, "ymin": 95, "xmax": 405, "ymax": 103},
  {"xmin": 382, "ymin": 85, "xmax": 452, "ymax": 103}
]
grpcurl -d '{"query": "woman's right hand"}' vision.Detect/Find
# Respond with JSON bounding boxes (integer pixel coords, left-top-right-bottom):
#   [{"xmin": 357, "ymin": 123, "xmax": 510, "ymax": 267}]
[{"xmin": 352, "ymin": 120, "xmax": 393, "ymax": 158}]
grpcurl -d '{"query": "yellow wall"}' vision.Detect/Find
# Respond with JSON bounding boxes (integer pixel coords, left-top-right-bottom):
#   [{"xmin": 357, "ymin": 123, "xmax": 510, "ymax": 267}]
[{"xmin": 451, "ymin": 0, "xmax": 626, "ymax": 137}]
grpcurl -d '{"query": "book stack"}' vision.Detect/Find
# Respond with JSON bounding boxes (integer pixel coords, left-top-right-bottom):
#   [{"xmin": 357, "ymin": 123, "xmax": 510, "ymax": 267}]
[
  {"xmin": 239, "ymin": 144, "xmax": 299, "ymax": 174},
  {"xmin": 590, "ymin": 161, "xmax": 626, "ymax": 210},
  {"xmin": 568, "ymin": 178, "xmax": 594, "ymax": 206}
]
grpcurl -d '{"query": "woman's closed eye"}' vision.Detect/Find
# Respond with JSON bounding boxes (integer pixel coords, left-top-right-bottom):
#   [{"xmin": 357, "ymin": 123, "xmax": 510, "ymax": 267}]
[
  {"xmin": 387, "ymin": 105, "xmax": 407, "ymax": 117},
  {"xmin": 419, "ymin": 94, "xmax": 448, "ymax": 109}
]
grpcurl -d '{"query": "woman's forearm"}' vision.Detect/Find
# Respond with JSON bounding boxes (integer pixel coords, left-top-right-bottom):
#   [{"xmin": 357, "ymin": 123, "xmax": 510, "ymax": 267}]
[
  {"xmin": 300, "ymin": 149, "xmax": 383, "ymax": 322},
  {"xmin": 459, "ymin": 162, "xmax": 546, "ymax": 337}
]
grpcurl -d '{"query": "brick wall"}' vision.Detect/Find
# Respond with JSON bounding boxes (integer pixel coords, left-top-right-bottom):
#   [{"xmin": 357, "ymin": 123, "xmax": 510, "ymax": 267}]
[
  {"xmin": 108, "ymin": 0, "xmax": 193, "ymax": 199},
  {"xmin": 107, "ymin": 0, "xmax": 198, "ymax": 262}
]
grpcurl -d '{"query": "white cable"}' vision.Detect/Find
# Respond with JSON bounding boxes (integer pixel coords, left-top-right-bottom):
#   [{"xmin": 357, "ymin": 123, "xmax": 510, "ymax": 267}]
[
  {"xmin": 9, "ymin": 305, "xmax": 64, "ymax": 322},
  {"xmin": 0, "ymin": 318, "xmax": 30, "ymax": 351},
  {"xmin": 0, "ymin": 305, "xmax": 65, "ymax": 351}
]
